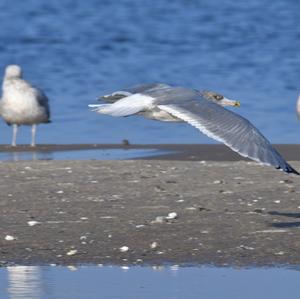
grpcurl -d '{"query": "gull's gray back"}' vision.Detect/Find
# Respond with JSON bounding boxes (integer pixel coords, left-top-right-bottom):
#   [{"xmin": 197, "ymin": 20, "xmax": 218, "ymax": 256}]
[
  {"xmin": 101, "ymin": 83, "xmax": 170, "ymax": 103},
  {"xmin": 143, "ymin": 86, "xmax": 199, "ymax": 104}
]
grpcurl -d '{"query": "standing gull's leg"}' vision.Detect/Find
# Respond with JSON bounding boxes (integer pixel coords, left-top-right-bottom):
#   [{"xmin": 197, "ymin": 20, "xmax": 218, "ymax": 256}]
[
  {"xmin": 12, "ymin": 124, "xmax": 18, "ymax": 147},
  {"xmin": 31, "ymin": 124, "xmax": 37, "ymax": 147}
]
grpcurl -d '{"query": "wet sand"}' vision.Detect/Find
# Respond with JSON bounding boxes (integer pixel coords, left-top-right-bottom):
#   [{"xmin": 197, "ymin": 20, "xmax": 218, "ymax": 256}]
[{"xmin": 0, "ymin": 147, "xmax": 300, "ymax": 267}]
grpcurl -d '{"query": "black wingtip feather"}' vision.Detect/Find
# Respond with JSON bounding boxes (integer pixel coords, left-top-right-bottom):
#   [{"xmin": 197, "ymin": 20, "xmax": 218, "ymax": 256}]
[
  {"xmin": 284, "ymin": 165, "xmax": 300, "ymax": 175},
  {"xmin": 276, "ymin": 164, "xmax": 299, "ymax": 175}
]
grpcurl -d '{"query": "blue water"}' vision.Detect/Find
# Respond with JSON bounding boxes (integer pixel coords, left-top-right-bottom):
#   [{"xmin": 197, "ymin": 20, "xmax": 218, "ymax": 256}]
[
  {"xmin": 0, "ymin": 265, "xmax": 299, "ymax": 299},
  {"xmin": 0, "ymin": 0, "xmax": 299, "ymax": 145},
  {"xmin": 0, "ymin": 148, "xmax": 172, "ymax": 161}
]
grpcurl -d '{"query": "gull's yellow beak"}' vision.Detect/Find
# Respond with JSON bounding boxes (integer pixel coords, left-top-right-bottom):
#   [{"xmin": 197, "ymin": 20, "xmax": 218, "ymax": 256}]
[
  {"xmin": 220, "ymin": 97, "xmax": 241, "ymax": 108},
  {"xmin": 234, "ymin": 101, "xmax": 241, "ymax": 107}
]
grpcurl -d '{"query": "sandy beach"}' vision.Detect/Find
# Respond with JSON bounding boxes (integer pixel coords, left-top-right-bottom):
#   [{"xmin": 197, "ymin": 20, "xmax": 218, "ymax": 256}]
[{"xmin": 0, "ymin": 145, "xmax": 300, "ymax": 267}]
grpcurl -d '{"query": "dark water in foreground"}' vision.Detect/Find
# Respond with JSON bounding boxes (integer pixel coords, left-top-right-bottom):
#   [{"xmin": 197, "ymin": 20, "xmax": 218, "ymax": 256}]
[
  {"xmin": 0, "ymin": 0, "xmax": 300, "ymax": 145},
  {"xmin": 0, "ymin": 265, "xmax": 298, "ymax": 299}
]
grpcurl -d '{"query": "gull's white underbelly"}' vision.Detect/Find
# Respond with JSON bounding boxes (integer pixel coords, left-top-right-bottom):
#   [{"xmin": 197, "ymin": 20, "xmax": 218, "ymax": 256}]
[{"xmin": 139, "ymin": 108, "xmax": 182, "ymax": 122}]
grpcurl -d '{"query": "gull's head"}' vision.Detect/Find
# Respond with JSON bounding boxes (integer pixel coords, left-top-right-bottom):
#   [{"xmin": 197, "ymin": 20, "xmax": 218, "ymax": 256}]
[
  {"xmin": 201, "ymin": 91, "xmax": 240, "ymax": 107},
  {"xmin": 4, "ymin": 64, "xmax": 22, "ymax": 79}
]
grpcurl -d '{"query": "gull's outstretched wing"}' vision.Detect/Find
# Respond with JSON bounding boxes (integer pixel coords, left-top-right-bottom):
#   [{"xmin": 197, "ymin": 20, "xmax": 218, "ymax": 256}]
[
  {"xmin": 101, "ymin": 83, "xmax": 170, "ymax": 103},
  {"xmin": 149, "ymin": 89, "xmax": 299, "ymax": 174}
]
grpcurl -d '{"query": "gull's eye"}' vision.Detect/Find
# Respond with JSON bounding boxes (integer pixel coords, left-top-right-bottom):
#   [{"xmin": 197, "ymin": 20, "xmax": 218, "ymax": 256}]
[{"xmin": 215, "ymin": 95, "xmax": 224, "ymax": 101}]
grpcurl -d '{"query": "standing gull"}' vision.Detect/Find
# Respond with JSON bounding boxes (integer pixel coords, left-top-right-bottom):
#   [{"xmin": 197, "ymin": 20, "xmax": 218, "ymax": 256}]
[
  {"xmin": 89, "ymin": 84, "xmax": 299, "ymax": 175},
  {"xmin": 0, "ymin": 65, "xmax": 51, "ymax": 146}
]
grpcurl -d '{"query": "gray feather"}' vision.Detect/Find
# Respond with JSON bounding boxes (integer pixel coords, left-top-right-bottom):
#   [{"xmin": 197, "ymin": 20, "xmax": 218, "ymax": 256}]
[
  {"xmin": 35, "ymin": 87, "xmax": 50, "ymax": 122},
  {"xmin": 101, "ymin": 83, "xmax": 170, "ymax": 103}
]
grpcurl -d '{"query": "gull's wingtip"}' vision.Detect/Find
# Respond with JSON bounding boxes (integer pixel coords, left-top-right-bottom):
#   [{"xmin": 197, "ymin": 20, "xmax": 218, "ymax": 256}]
[
  {"xmin": 277, "ymin": 164, "xmax": 300, "ymax": 175},
  {"xmin": 287, "ymin": 167, "xmax": 300, "ymax": 175}
]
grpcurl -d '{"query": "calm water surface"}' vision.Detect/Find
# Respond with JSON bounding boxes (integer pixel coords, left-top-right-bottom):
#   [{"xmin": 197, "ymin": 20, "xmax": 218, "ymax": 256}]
[
  {"xmin": 0, "ymin": 265, "xmax": 299, "ymax": 299},
  {"xmin": 0, "ymin": 148, "xmax": 172, "ymax": 161},
  {"xmin": 0, "ymin": 0, "xmax": 299, "ymax": 145}
]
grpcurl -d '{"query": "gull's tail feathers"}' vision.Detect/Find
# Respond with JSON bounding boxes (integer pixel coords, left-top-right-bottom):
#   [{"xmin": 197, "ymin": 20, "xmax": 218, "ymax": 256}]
[
  {"xmin": 89, "ymin": 93, "xmax": 154, "ymax": 117},
  {"xmin": 88, "ymin": 104, "xmax": 120, "ymax": 115},
  {"xmin": 88, "ymin": 101, "xmax": 144, "ymax": 117}
]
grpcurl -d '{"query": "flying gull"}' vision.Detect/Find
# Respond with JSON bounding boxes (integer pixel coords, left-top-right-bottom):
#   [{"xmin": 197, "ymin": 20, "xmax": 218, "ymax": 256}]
[
  {"xmin": 89, "ymin": 83, "xmax": 299, "ymax": 174},
  {"xmin": 0, "ymin": 65, "xmax": 51, "ymax": 146}
]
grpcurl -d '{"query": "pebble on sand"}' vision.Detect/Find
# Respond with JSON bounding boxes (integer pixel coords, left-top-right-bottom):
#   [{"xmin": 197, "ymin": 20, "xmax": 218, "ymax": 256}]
[
  {"xmin": 166, "ymin": 212, "xmax": 178, "ymax": 220},
  {"xmin": 66, "ymin": 249, "xmax": 78, "ymax": 256},
  {"xmin": 27, "ymin": 221, "xmax": 40, "ymax": 226},
  {"xmin": 119, "ymin": 246, "xmax": 129, "ymax": 252},
  {"xmin": 150, "ymin": 242, "xmax": 158, "ymax": 249}
]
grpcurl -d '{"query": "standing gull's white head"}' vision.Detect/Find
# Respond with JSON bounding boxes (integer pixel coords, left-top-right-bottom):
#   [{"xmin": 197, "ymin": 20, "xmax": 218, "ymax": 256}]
[{"xmin": 4, "ymin": 64, "xmax": 22, "ymax": 79}]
